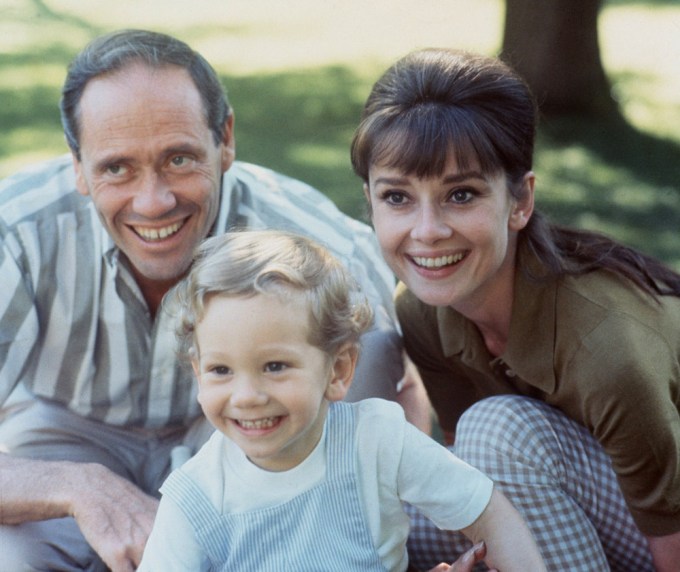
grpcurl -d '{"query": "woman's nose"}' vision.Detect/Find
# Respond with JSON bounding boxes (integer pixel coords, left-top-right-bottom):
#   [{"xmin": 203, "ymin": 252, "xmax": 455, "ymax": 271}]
[{"xmin": 410, "ymin": 204, "xmax": 453, "ymax": 244}]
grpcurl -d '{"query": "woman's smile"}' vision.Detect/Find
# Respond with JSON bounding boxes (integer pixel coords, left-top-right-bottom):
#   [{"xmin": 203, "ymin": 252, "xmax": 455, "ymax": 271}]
[{"xmin": 366, "ymin": 157, "xmax": 530, "ymax": 314}]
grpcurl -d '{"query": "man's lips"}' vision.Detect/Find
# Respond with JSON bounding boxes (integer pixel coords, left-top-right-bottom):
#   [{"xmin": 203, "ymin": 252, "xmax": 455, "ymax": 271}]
[
  {"xmin": 411, "ymin": 252, "xmax": 466, "ymax": 269},
  {"xmin": 132, "ymin": 220, "xmax": 185, "ymax": 241}
]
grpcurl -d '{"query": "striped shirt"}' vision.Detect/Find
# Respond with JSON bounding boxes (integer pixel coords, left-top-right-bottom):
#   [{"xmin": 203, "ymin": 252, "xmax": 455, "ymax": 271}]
[{"xmin": 0, "ymin": 155, "xmax": 397, "ymax": 428}]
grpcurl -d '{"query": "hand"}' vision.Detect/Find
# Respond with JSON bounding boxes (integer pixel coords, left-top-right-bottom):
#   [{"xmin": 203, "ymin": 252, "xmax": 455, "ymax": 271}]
[
  {"xmin": 425, "ymin": 542, "xmax": 499, "ymax": 572},
  {"xmin": 68, "ymin": 463, "xmax": 159, "ymax": 572}
]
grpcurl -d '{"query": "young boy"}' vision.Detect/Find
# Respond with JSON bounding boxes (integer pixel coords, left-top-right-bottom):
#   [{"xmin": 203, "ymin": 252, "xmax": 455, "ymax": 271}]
[{"xmin": 138, "ymin": 230, "xmax": 545, "ymax": 571}]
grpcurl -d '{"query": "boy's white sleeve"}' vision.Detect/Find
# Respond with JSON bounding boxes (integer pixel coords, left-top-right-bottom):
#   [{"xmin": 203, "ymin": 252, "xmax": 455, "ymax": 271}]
[
  {"xmin": 138, "ymin": 496, "xmax": 209, "ymax": 572},
  {"xmin": 397, "ymin": 416, "xmax": 494, "ymax": 531}
]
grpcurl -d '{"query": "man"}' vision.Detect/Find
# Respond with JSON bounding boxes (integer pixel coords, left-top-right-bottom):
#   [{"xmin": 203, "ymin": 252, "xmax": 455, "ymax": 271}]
[{"xmin": 0, "ymin": 30, "xmax": 428, "ymax": 571}]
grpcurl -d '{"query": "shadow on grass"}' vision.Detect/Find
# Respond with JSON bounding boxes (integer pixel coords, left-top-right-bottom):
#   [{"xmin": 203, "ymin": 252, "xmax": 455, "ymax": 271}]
[
  {"xmin": 224, "ymin": 67, "xmax": 371, "ymax": 222},
  {"xmin": 1, "ymin": 36, "xmax": 678, "ymax": 265},
  {"xmin": 536, "ymin": 114, "xmax": 680, "ymax": 266}
]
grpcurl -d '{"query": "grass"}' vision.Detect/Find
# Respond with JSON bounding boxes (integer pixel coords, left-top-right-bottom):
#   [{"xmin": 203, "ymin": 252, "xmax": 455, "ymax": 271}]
[{"xmin": 1, "ymin": 0, "xmax": 679, "ymax": 267}]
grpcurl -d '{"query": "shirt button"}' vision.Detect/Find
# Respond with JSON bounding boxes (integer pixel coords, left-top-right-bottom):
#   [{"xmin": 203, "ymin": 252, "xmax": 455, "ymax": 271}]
[{"xmin": 506, "ymin": 369, "xmax": 516, "ymax": 378}]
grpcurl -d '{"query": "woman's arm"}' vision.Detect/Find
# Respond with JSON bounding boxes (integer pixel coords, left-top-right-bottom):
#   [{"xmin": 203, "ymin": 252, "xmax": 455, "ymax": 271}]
[
  {"xmin": 647, "ymin": 531, "xmax": 680, "ymax": 572},
  {"xmin": 461, "ymin": 488, "xmax": 546, "ymax": 572}
]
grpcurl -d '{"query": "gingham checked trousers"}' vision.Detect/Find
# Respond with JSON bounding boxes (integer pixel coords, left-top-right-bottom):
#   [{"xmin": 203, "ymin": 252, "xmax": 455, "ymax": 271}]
[{"xmin": 406, "ymin": 395, "xmax": 655, "ymax": 571}]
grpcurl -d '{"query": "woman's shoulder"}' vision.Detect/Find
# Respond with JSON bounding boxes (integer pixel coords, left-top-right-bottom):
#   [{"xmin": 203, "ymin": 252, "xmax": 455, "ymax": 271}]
[{"xmin": 554, "ymin": 270, "xmax": 680, "ymax": 351}]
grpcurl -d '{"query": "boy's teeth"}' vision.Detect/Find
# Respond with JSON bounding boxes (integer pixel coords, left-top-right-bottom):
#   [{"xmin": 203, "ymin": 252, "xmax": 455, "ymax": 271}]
[
  {"xmin": 413, "ymin": 253, "xmax": 464, "ymax": 268},
  {"xmin": 238, "ymin": 417, "xmax": 278, "ymax": 430},
  {"xmin": 135, "ymin": 221, "xmax": 182, "ymax": 241}
]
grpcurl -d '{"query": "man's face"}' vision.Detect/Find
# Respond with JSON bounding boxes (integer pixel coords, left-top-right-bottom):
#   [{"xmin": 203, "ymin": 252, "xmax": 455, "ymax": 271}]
[{"xmin": 73, "ymin": 62, "xmax": 234, "ymax": 297}]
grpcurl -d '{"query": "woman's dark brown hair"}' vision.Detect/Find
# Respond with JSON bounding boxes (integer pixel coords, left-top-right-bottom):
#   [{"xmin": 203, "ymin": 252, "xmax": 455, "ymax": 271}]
[{"xmin": 351, "ymin": 48, "xmax": 680, "ymax": 297}]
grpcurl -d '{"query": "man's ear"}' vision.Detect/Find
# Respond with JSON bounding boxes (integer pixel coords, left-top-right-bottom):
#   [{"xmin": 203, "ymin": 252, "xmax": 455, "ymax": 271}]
[
  {"xmin": 72, "ymin": 152, "xmax": 90, "ymax": 197},
  {"xmin": 220, "ymin": 114, "xmax": 236, "ymax": 173},
  {"xmin": 325, "ymin": 343, "xmax": 358, "ymax": 402},
  {"xmin": 509, "ymin": 171, "xmax": 535, "ymax": 231}
]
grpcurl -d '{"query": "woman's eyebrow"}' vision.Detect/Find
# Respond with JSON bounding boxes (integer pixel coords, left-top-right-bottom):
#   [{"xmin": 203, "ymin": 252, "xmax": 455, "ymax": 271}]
[{"xmin": 373, "ymin": 171, "xmax": 487, "ymax": 186}]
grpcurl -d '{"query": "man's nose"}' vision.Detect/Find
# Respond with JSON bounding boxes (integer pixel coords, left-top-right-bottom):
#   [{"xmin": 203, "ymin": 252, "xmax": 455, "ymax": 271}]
[{"xmin": 131, "ymin": 171, "xmax": 177, "ymax": 218}]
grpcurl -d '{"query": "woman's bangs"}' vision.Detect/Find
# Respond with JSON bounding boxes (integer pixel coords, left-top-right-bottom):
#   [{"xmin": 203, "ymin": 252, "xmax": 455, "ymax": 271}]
[{"xmin": 370, "ymin": 107, "xmax": 491, "ymax": 178}]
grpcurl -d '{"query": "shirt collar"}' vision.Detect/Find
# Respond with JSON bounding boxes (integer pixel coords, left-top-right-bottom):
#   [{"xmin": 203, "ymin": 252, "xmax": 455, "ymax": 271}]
[{"xmin": 437, "ymin": 261, "xmax": 558, "ymax": 393}]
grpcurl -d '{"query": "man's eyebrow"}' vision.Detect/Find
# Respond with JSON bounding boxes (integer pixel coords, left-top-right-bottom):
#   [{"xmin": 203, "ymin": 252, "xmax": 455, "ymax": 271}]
[{"xmin": 93, "ymin": 154, "xmax": 132, "ymax": 172}]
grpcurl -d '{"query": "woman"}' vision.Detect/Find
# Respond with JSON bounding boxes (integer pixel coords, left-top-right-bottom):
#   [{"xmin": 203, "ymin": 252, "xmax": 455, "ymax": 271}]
[{"xmin": 351, "ymin": 48, "xmax": 680, "ymax": 571}]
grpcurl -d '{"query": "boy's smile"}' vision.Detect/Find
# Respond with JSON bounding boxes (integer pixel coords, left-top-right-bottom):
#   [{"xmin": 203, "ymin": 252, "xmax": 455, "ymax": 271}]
[{"xmin": 192, "ymin": 292, "xmax": 344, "ymax": 472}]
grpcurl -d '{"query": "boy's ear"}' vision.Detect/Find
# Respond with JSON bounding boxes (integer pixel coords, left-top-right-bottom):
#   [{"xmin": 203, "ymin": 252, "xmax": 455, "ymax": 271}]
[{"xmin": 325, "ymin": 343, "xmax": 358, "ymax": 402}]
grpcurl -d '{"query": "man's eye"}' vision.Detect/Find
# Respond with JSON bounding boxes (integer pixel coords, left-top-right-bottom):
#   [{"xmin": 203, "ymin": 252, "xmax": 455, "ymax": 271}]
[
  {"xmin": 106, "ymin": 164, "xmax": 127, "ymax": 176},
  {"xmin": 170, "ymin": 156, "xmax": 190, "ymax": 167}
]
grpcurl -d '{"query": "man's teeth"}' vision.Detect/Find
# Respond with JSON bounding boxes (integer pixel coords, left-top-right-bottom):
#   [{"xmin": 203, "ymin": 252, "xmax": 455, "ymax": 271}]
[
  {"xmin": 135, "ymin": 221, "xmax": 182, "ymax": 241},
  {"xmin": 413, "ymin": 253, "xmax": 464, "ymax": 268},
  {"xmin": 238, "ymin": 417, "xmax": 278, "ymax": 430}
]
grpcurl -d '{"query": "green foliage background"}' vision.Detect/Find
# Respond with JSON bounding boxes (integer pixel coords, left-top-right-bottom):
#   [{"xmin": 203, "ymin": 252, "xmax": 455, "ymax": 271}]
[{"xmin": 1, "ymin": 0, "xmax": 679, "ymax": 267}]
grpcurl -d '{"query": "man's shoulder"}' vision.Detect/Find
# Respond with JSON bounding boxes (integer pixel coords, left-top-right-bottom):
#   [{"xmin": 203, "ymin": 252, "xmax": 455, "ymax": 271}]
[
  {"xmin": 230, "ymin": 161, "xmax": 322, "ymax": 195},
  {"xmin": 229, "ymin": 161, "xmax": 364, "ymax": 226},
  {"xmin": 226, "ymin": 161, "xmax": 374, "ymax": 253},
  {"xmin": 1, "ymin": 154, "xmax": 75, "ymax": 193},
  {"xmin": 0, "ymin": 155, "xmax": 86, "ymax": 225}
]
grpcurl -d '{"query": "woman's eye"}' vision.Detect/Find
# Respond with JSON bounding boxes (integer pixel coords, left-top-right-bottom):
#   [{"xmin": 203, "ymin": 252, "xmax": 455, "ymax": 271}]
[
  {"xmin": 383, "ymin": 191, "xmax": 408, "ymax": 206},
  {"xmin": 450, "ymin": 188, "xmax": 474, "ymax": 204}
]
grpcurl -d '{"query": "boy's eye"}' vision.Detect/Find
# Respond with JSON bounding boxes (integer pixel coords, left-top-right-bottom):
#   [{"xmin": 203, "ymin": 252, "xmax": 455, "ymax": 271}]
[
  {"xmin": 264, "ymin": 362, "xmax": 287, "ymax": 373},
  {"xmin": 211, "ymin": 365, "xmax": 231, "ymax": 375}
]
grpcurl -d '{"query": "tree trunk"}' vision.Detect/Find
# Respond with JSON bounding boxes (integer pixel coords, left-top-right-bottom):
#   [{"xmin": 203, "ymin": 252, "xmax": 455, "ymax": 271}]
[{"xmin": 501, "ymin": 0, "xmax": 619, "ymax": 117}]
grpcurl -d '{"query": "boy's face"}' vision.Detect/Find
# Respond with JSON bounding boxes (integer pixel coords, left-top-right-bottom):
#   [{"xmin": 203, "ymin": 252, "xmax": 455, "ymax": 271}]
[{"xmin": 192, "ymin": 292, "xmax": 354, "ymax": 472}]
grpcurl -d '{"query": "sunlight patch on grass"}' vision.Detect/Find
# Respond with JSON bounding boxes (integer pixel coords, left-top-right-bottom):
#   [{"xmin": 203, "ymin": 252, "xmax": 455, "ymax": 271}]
[
  {"xmin": 289, "ymin": 144, "xmax": 348, "ymax": 169},
  {"xmin": 602, "ymin": 6, "xmax": 680, "ymax": 143},
  {"xmin": 0, "ymin": 64, "xmax": 66, "ymax": 89}
]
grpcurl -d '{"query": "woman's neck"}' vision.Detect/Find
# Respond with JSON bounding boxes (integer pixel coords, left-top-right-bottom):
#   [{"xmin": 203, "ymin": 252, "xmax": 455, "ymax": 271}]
[{"xmin": 453, "ymin": 253, "xmax": 517, "ymax": 358}]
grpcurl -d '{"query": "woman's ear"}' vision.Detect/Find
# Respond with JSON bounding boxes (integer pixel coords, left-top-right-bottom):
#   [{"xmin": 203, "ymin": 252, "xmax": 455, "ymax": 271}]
[
  {"xmin": 363, "ymin": 183, "xmax": 373, "ymax": 218},
  {"xmin": 509, "ymin": 171, "xmax": 535, "ymax": 231},
  {"xmin": 325, "ymin": 343, "xmax": 358, "ymax": 402}
]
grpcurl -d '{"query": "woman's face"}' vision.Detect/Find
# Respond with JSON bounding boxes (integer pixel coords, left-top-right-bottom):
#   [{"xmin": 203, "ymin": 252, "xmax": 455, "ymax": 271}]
[{"xmin": 365, "ymin": 154, "xmax": 534, "ymax": 314}]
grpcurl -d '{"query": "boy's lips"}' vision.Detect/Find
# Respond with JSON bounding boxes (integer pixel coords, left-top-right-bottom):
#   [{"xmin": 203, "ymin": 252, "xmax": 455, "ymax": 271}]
[{"xmin": 236, "ymin": 416, "xmax": 282, "ymax": 430}]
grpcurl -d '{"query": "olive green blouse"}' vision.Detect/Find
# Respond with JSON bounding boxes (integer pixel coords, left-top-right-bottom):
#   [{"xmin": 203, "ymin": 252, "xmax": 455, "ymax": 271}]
[{"xmin": 396, "ymin": 264, "xmax": 680, "ymax": 536}]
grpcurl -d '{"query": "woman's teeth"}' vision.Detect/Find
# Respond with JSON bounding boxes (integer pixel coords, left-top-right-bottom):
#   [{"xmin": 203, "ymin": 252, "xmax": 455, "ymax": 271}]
[
  {"xmin": 412, "ymin": 253, "xmax": 464, "ymax": 268},
  {"xmin": 134, "ymin": 221, "xmax": 183, "ymax": 241}
]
